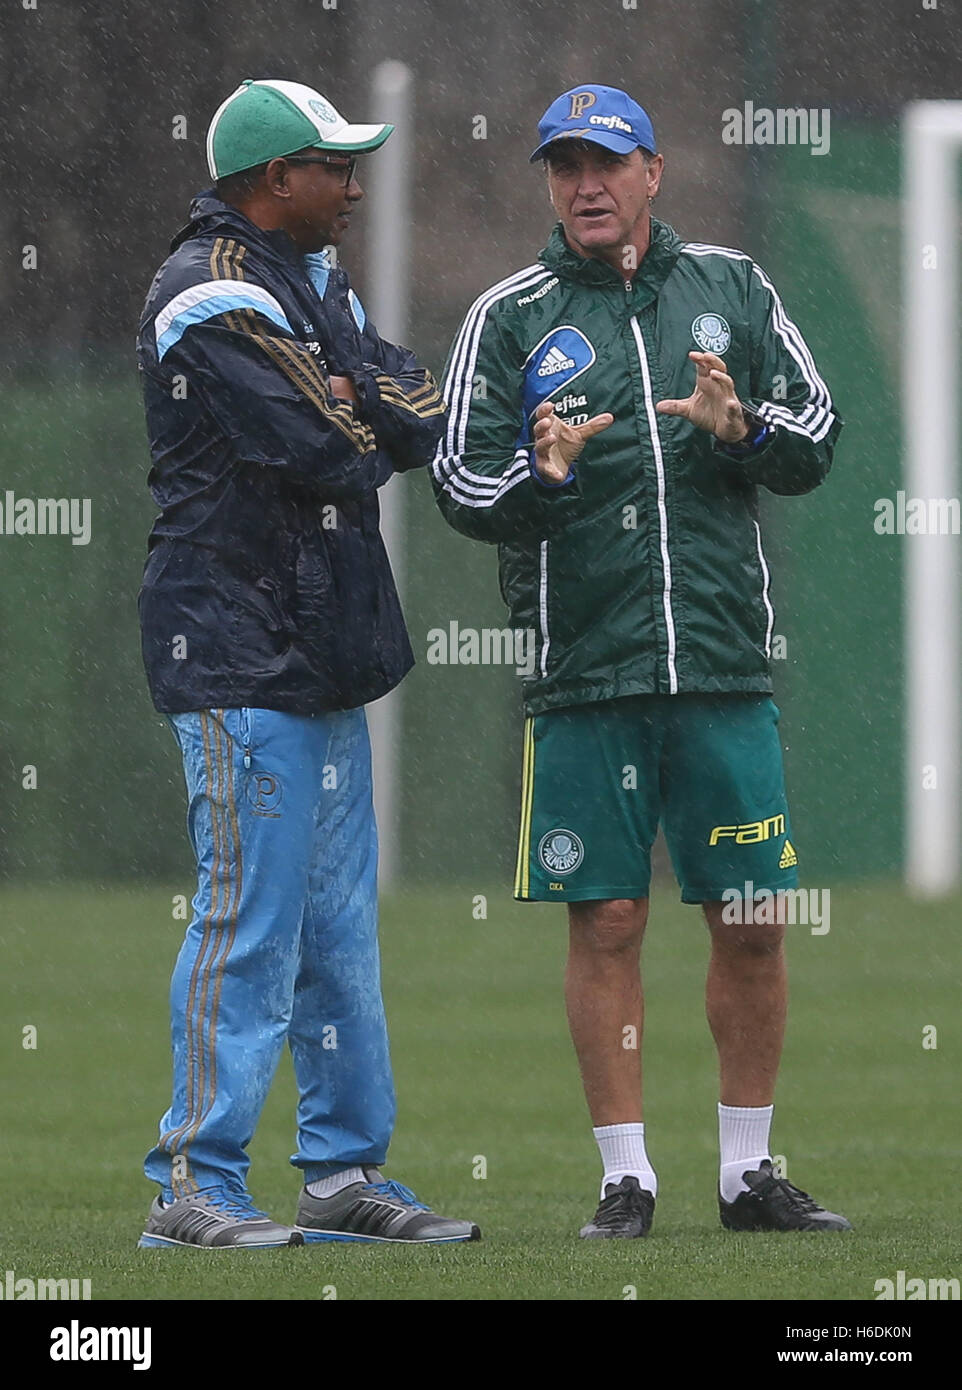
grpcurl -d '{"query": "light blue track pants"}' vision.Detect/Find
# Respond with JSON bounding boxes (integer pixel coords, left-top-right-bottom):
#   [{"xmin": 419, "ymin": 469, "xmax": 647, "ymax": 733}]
[{"xmin": 144, "ymin": 705, "xmax": 396, "ymax": 1198}]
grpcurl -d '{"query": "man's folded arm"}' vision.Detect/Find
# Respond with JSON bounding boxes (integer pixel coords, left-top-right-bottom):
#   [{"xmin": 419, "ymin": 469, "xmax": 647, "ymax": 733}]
[
  {"xmin": 348, "ymin": 332, "xmax": 448, "ymax": 473},
  {"xmin": 157, "ymin": 303, "xmax": 392, "ymax": 499}
]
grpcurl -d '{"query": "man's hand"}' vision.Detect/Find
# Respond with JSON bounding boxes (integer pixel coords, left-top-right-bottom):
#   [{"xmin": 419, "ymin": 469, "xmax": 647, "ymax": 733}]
[
  {"xmin": 655, "ymin": 351, "xmax": 749, "ymax": 444},
  {"xmin": 533, "ymin": 400, "xmax": 614, "ymax": 484},
  {"xmin": 329, "ymin": 374, "xmax": 358, "ymax": 405}
]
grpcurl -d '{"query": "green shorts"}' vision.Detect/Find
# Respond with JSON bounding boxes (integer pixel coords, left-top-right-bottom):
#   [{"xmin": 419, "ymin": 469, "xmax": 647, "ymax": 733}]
[{"xmin": 514, "ymin": 693, "xmax": 799, "ymax": 905}]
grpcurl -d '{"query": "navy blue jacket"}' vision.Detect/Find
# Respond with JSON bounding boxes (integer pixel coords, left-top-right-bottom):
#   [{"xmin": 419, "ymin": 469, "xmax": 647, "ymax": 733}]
[{"xmin": 136, "ymin": 192, "xmax": 445, "ymax": 714}]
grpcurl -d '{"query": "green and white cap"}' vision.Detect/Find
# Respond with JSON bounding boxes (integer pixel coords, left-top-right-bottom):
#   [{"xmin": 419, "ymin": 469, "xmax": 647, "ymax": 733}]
[{"xmin": 206, "ymin": 78, "xmax": 394, "ymax": 179}]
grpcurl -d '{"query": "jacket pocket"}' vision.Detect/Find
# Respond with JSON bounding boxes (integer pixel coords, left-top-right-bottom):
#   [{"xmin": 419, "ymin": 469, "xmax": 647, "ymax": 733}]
[{"xmin": 253, "ymin": 574, "xmax": 292, "ymax": 636}]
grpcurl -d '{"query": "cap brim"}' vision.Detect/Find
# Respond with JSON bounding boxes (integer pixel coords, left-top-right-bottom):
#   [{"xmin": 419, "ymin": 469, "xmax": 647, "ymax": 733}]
[
  {"xmin": 529, "ymin": 130, "xmax": 647, "ymax": 162},
  {"xmin": 315, "ymin": 122, "xmax": 394, "ymax": 152}
]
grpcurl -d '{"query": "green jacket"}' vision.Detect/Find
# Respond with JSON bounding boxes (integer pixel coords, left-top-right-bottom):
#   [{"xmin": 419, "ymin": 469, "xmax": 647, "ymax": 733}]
[{"xmin": 431, "ymin": 218, "xmax": 841, "ymax": 715}]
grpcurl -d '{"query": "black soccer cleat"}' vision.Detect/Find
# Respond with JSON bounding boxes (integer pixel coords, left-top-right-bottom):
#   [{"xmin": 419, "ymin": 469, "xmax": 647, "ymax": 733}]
[
  {"xmin": 719, "ymin": 1160, "xmax": 852, "ymax": 1232},
  {"xmin": 579, "ymin": 1176, "xmax": 655, "ymax": 1239}
]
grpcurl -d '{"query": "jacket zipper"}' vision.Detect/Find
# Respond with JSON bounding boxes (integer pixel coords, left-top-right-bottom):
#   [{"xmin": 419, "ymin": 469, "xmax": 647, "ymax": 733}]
[{"xmin": 629, "ymin": 315, "xmax": 678, "ymax": 694}]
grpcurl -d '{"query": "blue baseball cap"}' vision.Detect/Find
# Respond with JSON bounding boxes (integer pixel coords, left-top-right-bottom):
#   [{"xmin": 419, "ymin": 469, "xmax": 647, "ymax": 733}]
[{"xmin": 529, "ymin": 84, "xmax": 657, "ymax": 162}]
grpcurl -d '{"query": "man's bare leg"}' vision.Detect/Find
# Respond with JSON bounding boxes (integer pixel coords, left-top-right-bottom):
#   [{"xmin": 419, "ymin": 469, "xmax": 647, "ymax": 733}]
[
  {"xmin": 703, "ymin": 899, "xmax": 786, "ymax": 1105},
  {"xmin": 566, "ymin": 897, "xmax": 656, "ymax": 1234},
  {"xmin": 703, "ymin": 896, "xmax": 851, "ymax": 1228},
  {"xmin": 704, "ymin": 897, "xmax": 786, "ymax": 1204},
  {"xmin": 565, "ymin": 897, "xmax": 648, "ymax": 1124}
]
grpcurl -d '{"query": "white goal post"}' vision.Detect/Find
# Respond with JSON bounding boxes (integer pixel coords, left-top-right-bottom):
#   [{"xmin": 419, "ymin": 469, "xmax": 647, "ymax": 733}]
[
  {"xmin": 366, "ymin": 61, "xmax": 413, "ymax": 887},
  {"xmin": 903, "ymin": 101, "xmax": 962, "ymax": 898}
]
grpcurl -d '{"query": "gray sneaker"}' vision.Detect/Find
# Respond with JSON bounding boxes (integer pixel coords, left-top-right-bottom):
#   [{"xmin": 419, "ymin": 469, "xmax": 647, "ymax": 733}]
[
  {"xmin": 296, "ymin": 1167, "xmax": 481, "ymax": 1244},
  {"xmin": 138, "ymin": 1187, "xmax": 304, "ymax": 1249}
]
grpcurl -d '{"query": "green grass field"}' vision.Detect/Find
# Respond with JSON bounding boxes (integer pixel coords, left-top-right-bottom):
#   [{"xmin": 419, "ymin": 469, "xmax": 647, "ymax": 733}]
[{"xmin": 1, "ymin": 882, "xmax": 958, "ymax": 1301}]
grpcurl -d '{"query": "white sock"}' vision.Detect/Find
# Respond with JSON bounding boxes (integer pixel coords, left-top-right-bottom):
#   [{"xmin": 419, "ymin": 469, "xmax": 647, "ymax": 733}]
[
  {"xmin": 718, "ymin": 1103, "xmax": 773, "ymax": 1202},
  {"xmin": 306, "ymin": 1166, "xmax": 366, "ymax": 1198},
  {"xmin": 593, "ymin": 1123, "xmax": 657, "ymax": 1199}
]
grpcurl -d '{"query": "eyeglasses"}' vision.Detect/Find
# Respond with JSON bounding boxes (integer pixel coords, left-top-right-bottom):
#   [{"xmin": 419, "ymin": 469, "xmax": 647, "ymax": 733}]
[{"xmin": 284, "ymin": 155, "xmax": 357, "ymax": 186}]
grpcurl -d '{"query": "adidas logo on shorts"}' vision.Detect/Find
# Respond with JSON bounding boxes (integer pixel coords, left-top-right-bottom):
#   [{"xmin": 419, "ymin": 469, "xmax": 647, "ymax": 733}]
[{"xmin": 779, "ymin": 839, "xmax": 797, "ymax": 869}]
